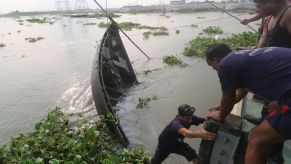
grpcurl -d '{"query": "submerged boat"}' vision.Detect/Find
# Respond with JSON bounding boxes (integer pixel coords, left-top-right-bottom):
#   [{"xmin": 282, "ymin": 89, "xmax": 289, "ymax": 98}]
[
  {"xmin": 197, "ymin": 93, "xmax": 291, "ymax": 164},
  {"xmin": 91, "ymin": 22, "xmax": 137, "ymax": 146}
]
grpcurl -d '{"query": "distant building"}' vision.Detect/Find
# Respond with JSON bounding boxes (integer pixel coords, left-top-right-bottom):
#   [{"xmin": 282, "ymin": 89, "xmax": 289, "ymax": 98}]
[
  {"xmin": 120, "ymin": 5, "xmax": 160, "ymax": 12},
  {"xmin": 170, "ymin": 0, "xmax": 186, "ymax": 5},
  {"xmin": 120, "ymin": 5, "xmax": 144, "ymax": 12}
]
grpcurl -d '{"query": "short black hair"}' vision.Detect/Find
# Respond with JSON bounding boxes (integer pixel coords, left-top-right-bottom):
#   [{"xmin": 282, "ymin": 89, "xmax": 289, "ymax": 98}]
[{"xmin": 205, "ymin": 43, "xmax": 231, "ymax": 61}]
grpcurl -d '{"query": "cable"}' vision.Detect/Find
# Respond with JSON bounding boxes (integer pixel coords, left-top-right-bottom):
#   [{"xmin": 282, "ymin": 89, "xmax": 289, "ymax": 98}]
[{"xmin": 206, "ymin": 1, "xmax": 257, "ymax": 33}]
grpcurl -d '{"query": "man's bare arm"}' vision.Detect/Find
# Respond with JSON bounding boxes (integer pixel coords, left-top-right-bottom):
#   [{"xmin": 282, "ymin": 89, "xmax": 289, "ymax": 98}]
[
  {"xmin": 219, "ymin": 89, "xmax": 236, "ymax": 120},
  {"xmin": 235, "ymin": 88, "xmax": 248, "ymax": 103},
  {"xmin": 178, "ymin": 127, "xmax": 216, "ymax": 139},
  {"xmin": 283, "ymin": 9, "xmax": 291, "ymax": 35}
]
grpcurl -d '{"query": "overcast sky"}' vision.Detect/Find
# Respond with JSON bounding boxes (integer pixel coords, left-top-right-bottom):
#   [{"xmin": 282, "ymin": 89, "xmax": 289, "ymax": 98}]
[{"xmin": 0, "ymin": 0, "xmax": 175, "ymax": 13}]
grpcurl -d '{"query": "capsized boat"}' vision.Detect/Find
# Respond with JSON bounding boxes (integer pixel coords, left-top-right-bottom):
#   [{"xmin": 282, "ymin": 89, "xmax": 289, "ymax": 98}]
[{"xmin": 91, "ymin": 22, "xmax": 137, "ymax": 146}]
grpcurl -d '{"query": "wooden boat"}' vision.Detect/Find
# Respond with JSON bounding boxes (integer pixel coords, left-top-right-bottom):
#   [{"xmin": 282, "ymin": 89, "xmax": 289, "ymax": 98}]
[
  {"xmin": 197, "ymin": 94, "xmax": 291, "ymax": 164},
  {"xmin": 91, "ymin": 22, "xmax": 137, "ymax": 146}
]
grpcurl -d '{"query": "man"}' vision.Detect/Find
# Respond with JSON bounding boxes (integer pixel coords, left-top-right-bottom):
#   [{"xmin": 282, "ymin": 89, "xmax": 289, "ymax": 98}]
[
  {"xmin": 242, "ymin": 0, "xmax": 291, "ymax": 162},
  {"xmin": 205, "ymin": 43, "xmax": 291, "ymax": 164},
  {"xmin": 254, "ymin": 0, "xmax": 291, "ymax": 48},
  {"xmin": 145, "ymin": 104, "xmax": 215, "ymax": 164}
]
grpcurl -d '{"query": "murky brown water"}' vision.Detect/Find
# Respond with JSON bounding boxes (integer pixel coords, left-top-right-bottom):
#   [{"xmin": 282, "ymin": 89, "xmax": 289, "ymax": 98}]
[{"xmin": 1, "ymin": 11, "xmax": 290, "ymax": 163}]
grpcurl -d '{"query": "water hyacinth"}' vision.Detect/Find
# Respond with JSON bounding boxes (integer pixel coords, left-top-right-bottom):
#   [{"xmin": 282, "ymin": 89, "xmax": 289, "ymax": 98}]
[
  {"xmin": 183, "ymin": 32, "xmax": 258, "ymax": 57},
  {"xmin": 0, "ymin": 107, "xmax": 147, "ymax": 163},
  {"xmin": 0, "ymin": 43, "xmax": 5, "ymax": 48}
]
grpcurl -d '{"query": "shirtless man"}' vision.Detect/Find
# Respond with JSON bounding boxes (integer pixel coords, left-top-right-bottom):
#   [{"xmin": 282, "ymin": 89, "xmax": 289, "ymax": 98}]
[{"xmin": 255, "ymin": 0, "xmax": 291, "ymax": 48}]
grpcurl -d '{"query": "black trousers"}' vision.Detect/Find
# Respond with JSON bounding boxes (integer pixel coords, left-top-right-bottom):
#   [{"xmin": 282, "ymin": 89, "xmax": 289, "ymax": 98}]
[{"xmin": 151, "ymin": 142, "xmax": 197, "ymax": 164}]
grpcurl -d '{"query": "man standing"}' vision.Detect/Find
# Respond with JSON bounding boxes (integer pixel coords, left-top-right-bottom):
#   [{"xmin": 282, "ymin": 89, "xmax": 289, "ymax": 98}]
[
  {"xmin": 205, "ymin": 43, "xmax": 291, "ymax": 164},
  {"xmin": 145, "ymin": 104, "xmax": 215, "ymax": 164},
  {"xmin": 254, "ymin": 0, "xmax": 291, "ymax": 48}
]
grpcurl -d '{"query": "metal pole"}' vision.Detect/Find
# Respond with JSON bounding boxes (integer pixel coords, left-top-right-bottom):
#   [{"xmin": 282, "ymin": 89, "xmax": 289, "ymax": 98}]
[
  {"xmin": 93, "ymin": 0, "xmax": 151, "ymax": 60},
  {"xmin": 206, "ymin": 1, "xmax": 257, "ymax": 33}
]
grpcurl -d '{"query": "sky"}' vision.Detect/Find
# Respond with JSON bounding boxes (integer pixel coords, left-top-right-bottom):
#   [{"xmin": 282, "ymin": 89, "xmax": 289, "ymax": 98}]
[{"xmin": 0, "ymin": 0, "xmax": 173, "ymax": 13}]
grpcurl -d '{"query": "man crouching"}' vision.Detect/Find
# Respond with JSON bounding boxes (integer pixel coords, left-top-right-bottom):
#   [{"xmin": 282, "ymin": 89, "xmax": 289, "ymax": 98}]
[{"xmin": 145, "ymin": 104, "xmax": 216, "ymax": 164}]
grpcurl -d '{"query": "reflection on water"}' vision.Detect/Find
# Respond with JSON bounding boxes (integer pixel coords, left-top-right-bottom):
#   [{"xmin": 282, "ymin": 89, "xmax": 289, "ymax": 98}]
[{"xmin": 2, "ymin": 11, "xmax": 289, "ymax": 164}]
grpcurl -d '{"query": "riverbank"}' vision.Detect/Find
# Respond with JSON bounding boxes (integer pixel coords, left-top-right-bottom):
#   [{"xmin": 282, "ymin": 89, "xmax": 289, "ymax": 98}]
[{"xmin": 0, "ymin": 2, "xmax": 254, "ymax": 17}]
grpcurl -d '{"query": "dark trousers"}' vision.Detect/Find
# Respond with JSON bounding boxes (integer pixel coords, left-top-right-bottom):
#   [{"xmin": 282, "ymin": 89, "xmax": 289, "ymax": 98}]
[
  {"xmin": 262, "ymin": 103, "xmax": 284, "ymax": 163},
  {"xmin": 151, "ymin": 142, "xmax": 197, "ymax": 164}
]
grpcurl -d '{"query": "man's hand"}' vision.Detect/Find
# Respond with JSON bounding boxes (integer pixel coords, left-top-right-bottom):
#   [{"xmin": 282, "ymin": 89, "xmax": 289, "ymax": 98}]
[
  {"xmin": 206, "ymin": 109, "xmax": 222, "ymax": 122},
  {"xmin": 197, "ymin": 125, "xmax": 216, "ymax": 141},
  {"xmin": 241, "ymin": 19, "xmax": 250, "ymax": 25}
]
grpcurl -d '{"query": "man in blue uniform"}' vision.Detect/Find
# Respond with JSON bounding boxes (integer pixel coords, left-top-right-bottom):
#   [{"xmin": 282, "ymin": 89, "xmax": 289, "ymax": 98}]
[
  {"xmin": 145, "ymin": 104, "xmax": 216, "ymax": 164},
  {"xmin": 205, "ymin": 43, "xmax": 291, "ymax": 164}
]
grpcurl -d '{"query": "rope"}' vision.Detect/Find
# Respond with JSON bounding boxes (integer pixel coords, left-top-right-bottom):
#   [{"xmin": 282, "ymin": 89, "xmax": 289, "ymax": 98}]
[{"xmin": 206, "ymin": 1, "xmax": 257, "ymax": 33}]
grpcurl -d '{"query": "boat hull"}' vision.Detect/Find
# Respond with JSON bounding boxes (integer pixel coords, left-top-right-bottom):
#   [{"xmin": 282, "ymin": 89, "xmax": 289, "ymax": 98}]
[{"xmin": 91, "ymin": 22, "xmax": 137, "ymax": 146}]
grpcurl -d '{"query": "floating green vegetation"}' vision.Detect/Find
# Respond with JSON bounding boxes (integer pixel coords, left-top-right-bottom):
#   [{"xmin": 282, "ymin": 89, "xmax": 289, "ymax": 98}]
[
  {"xmin": 25, "ymin": 37, "xmax": 44, "ymax": 43},
  {"xmin": 163, "ymin": 55, "xmax": 186, "ymax": 67},
  {"xmin": 152, "ymin": 30, "xmax": 169, "ymax": 36},
  {"xmin": 202, "ymin": 26, "xmax": 223, "ymax": 34},
  {"xmin": 197, "ymin": 16, "xmax": 205, "ymax": 19},
  {"xmin": 136, "ymin": 97, "xmax": 151, "ymax": 109},
  {"xmin": 26, "ymin": 18, "xmax": 48, "ymax": 24},
  {"xmin": 183, "ymin": 32, "xmax": 258, "ymax": 57},
  {"xmin": 137, "ymin": 25, "xmax": 167, "ymax": 31},
  {"xmin": 0, "ymin": 43, "xmax": 5, "ymax": 48},
  {"xmin": 98, "ymin": 21, "xmax": 169, "ymax": 37},
  {"xmin": 136, "ymin": 95, "xmax": 159, "ymax": 109},
  {"xmin": 143, "ymin": 69, "xmax": 152, "ymax": 75},
  {"xmin": 118, "ymin": 22, "xmax": 141, "ymax": 31},
  {"xmin": 165, "ymin": 16, "xmax": 170, "ymax": 18},
  {"xmin": 176, "ymin": 30, "xmax": 180, "ymax": 34},
  {"xmin": 98, "ymin": 22, "xmax": 109, "ymax": 28},
  {"xmin": 143, "ymin": 68, "xmax": 161, "ymax": 75},
  {"xmin": 84, "ymin": 13, "xmax": 121, "ymax": 18},
  {"xmin": 143, "ymin": 31, "xmax": 152, "ymax": 39},
  {"xmin": 83, "ymin": 22, "xmax": 97, "ymax": 25},
  {"xmin": 190, "ymin": 24, "xmax": 198, "ymax": 28},
  {"xmin": 0, "ymin": 107, "xmax": 147, "ymax": 163}
]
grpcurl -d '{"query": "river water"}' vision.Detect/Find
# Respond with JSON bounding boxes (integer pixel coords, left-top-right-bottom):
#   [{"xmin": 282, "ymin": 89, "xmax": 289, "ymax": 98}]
[{"xmin": 1, "ymin": 11, "xmax": 290, "ymax": 163}]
